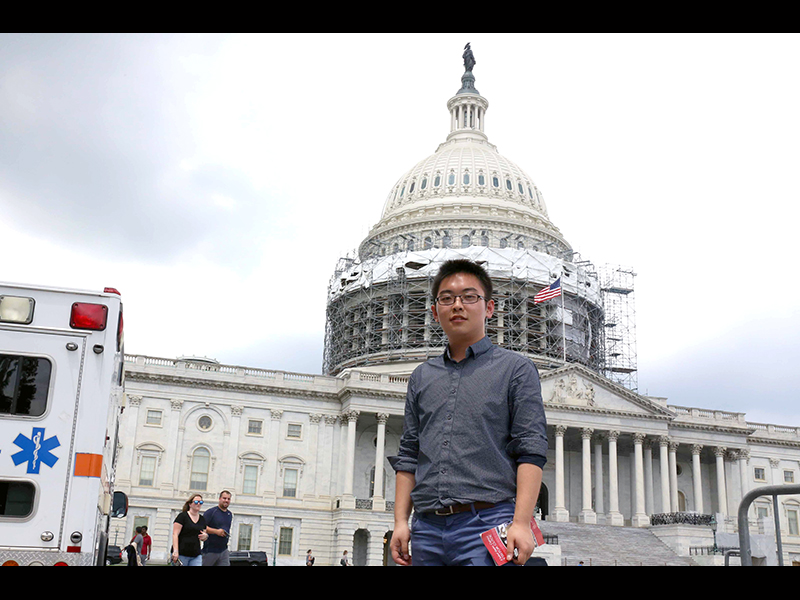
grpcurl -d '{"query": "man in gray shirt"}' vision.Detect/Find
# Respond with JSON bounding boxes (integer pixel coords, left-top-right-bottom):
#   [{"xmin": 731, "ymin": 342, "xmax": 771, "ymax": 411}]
[{"xmin": 389, "ymin": 259, "xmax": 547, "ymax": 566}]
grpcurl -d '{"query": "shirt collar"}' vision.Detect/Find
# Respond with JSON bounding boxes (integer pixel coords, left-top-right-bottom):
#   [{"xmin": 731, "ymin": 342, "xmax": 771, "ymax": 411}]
[{"xmin": 443, "ymin": 335, "xmax": 493, "ymax": 363}]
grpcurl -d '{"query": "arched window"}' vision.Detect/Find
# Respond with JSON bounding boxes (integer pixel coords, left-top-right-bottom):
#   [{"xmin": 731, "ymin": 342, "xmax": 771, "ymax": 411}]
[
  {"xmin": 434, "ymin": 174, "xmax": 441, "ymax": 187},
  {"xmin": 506, "ymin": 179, "xmax": 513, "ymax": 191},
  {"xmin": 461, "ymin": 235, "xmax": 471, "ymax": 248},
  {"xmin": 463, "ymin": 172, "xmax": 470, "ymax": 185},
  {"xmin": 478, "ymin": 173, "xmax": 486, "ymax": 186},
  {"xmin": 190, "ymin": 447, "xmax": 210, "ymax": 491},
  {"xmin": 421, "ymin": 177, "xmax": 427, "ymax": 190},
  {"xmin": 492, "ymin": 175, "xmax": 500, "ymax": 188},
  {"xmin": 448, "ymin": 172, "xmax": 456, "ymax": 186}
]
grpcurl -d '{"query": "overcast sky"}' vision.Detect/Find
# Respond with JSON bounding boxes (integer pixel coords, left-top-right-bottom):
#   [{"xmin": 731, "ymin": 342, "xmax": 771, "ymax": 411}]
[{"xmin": 2, "ymin": 33, "xmax": 798, "ymax": 426}]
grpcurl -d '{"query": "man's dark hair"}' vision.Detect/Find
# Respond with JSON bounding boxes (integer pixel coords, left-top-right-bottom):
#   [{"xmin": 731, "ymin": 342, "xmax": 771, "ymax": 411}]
[{"xmin": 432, "ymin": 259, "xmax": 493, "ymax": 301}]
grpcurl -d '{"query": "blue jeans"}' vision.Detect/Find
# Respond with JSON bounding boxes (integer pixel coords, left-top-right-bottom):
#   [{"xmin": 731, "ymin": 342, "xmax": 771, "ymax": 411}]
[
  {"xmin": 179, "ymin": 554, "xmax": 203, "ymax": 566},
  {"xmin": 410, "ymin": 501, "xmax": 547, "ymax": 566}
]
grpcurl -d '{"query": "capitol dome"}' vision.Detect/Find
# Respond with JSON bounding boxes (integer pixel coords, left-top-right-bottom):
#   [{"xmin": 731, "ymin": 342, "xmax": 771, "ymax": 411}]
[
  {"xmin": 325, "ymin": 46, "xmax": 630, "ymax": 385},
  {"xmin": 359, "ymin": 79, "xmax": 571, "ymax": 262}
]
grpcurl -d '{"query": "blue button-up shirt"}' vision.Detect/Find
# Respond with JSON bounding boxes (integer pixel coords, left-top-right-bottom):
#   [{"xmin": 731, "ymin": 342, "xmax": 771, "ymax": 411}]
[{"xmin": 388, "ymin": 336, "xmax": 548, "ymax": 513}]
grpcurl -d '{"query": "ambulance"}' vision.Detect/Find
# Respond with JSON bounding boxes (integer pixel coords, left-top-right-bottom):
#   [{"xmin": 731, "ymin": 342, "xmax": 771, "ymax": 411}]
[{"xmin": 0, "ymin": 282, "xmax": 128, "ymax": 566}]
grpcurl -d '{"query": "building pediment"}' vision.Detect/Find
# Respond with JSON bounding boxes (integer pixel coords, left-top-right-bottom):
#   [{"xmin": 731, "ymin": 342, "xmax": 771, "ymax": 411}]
[{"xmin": 541, "ymin": 364, "xmax": 674, "ymax": 420}]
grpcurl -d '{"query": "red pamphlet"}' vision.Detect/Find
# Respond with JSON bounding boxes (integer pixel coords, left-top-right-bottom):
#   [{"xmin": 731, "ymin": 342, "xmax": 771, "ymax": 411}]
[{"xmin": 480, "ymin": 517, "xmax": 545, "ymax": 566}]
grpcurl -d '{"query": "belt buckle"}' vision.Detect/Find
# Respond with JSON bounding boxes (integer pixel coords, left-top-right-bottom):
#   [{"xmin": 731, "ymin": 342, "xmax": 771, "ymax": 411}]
[{"xmin": 434, "ymin": 505, "xmax": 455, "ymax": 516}]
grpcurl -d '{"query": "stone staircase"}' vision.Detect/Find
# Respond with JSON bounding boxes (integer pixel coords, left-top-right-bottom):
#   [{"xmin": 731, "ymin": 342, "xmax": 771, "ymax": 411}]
[{"xmin": 538, "ymin": 520, "xmax": 696, "ymax": 566}]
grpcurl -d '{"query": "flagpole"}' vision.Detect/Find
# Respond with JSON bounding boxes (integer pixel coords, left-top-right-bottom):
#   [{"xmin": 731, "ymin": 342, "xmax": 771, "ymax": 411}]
[{"xmin": 561, "ymin": 274, "xmax": 566, "ymax": 364}]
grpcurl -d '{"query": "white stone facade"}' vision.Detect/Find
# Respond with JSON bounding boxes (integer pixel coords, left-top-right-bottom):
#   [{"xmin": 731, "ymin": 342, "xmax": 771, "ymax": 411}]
[{"xmin": 112, "ymin": 355, "xmax": 800, "ymax": 565}]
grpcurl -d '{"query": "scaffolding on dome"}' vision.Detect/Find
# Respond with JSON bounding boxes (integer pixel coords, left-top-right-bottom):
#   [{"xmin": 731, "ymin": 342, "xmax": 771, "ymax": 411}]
[
  {"xmin": 323, "ymin": 246, "xmax": 637, "ymax": 389},
  {"xmin": 599, "ymin": 265, "xmax": 638, "ymax": 391}
]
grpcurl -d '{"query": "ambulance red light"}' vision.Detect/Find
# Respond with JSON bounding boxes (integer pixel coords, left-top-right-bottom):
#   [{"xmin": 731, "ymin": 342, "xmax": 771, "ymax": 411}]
[
  {"xmin": 104, "ymin": 287, "xmax": 121, "ymax": 295},
  {"xmin": 70, "ymin": 303, "xmax": 108, "ymax": 331}
]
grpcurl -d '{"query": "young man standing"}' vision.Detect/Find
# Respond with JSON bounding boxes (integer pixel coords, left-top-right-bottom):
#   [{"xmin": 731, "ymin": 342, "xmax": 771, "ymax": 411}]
[
  {"xmin": 388, "ymin": 259, "xmax": 548, "ymax": 566},
  {"xmin": 202, "ymin": 490, "xmax": 233, "ymax": 566}
]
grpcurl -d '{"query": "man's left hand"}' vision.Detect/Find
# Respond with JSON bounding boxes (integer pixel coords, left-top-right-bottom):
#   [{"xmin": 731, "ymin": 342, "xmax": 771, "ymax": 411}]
[{"xmin": 505, "ymin": 521, "xmax": 535, "ymax": 565}]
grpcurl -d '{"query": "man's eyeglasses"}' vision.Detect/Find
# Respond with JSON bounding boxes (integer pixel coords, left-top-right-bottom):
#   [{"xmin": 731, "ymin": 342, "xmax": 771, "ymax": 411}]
[{"xmin": 435, "ymin": 293, "xmax": 487, "ymax": 306}]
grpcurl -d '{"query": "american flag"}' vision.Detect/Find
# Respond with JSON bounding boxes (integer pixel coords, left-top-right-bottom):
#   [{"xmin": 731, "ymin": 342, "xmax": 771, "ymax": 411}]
[{"xmin": 534, "ymin": 278, "xmax": 562, "ymax": 303}]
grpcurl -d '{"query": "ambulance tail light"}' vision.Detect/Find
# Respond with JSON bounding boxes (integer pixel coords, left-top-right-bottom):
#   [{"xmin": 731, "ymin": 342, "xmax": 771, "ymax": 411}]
[
  {"xmin": 70, "ymin": 303, "xmax": 108, "ymax": 331},
  {"xmin": 0, "ymin": 295, "xmax": 35, "ymax": 324}
]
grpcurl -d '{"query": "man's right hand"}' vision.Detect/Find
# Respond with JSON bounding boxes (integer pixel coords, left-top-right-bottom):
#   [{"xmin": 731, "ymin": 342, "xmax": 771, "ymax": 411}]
[{"xmin": 390, "ymin": 522, "xmax": 412, "ymax": 566}]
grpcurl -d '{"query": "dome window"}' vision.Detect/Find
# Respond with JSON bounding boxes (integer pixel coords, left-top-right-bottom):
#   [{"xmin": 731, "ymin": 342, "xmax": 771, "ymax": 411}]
[
  {"xmin": 407, "ymin": 239, "xmax": 415, "ymax": 252},
  {"xmin": 461, "ymin": 235, "xmax": 470, "ymax": 248},
  {"xmin": 409, "ymin": 181, "xmax": 415, "ymax": 194},
  {"xmin": 506, "ymin": 179, "xmax": 513, "ymax": 191},
  {"xmin": 448, "ymin": 172, "xmax": 456, "ymax": 186},
  {"xmin": 421, "ymin": 178, "xmax": 427, "ymax": 190},
  {"xmin": 424, "ymin": 237, "xmax": 432, "ymax": 250},
  {"xmin": 463, "ymin": 173, "xmax": 470, "ymax": 185},
  {"xmin": 518, "ymin": 183, "xmax": 524, "ymax": 195},
  {"xmin": 434, "ymin": 174, "xmax": 441, "ymax": 187},
  {"xmin": 492, "ymin": 176, "xmax": 500, "ymax": 188},
  {"xmin": 478, "ymin": 173, "xmax": 486, "ymax": 186},
  {"xmin": 400, "ymin": 186, "xmax": 405, "ymax": 197}
]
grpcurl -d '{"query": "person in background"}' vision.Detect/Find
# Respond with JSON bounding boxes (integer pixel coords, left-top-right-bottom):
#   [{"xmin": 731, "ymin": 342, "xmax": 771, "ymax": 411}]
[
  {"xmin": 172, "ymin": 493, "xmax": 208, "ymax": 566},
  {"xmin": 203, "ymin": 490, "xmax": 233, "ymax": 566},
  {"xmin": 140, "ymin": 526, "xmax": 152, "ymax": 565}
]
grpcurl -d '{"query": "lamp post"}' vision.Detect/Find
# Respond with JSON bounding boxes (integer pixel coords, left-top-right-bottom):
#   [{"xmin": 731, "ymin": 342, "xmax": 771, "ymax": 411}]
[
  {"xmin": 273, "ymin": 534, "xmax": 278, "ymax": 566},
  {"xmin": 710, "ymin": 515, "xmax": 718, "ymax": 554}
]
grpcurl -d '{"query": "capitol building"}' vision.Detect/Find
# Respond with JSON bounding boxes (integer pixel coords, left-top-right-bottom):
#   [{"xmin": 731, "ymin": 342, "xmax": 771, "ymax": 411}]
[{"xmin": 111, "ymin": 47, "xmax": 800, "ymax": 566}]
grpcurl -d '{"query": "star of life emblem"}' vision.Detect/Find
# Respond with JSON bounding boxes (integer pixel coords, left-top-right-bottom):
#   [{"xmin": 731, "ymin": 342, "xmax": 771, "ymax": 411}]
[{"xmin": 11, "ymin": 427, "xmax": 60, "ymax": 474}]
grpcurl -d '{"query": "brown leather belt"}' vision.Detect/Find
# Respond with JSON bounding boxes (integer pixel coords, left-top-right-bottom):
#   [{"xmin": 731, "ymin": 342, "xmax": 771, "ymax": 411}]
[{"xmin": 430, "ymin": 502, "xmax": 496, "ymax": 516}]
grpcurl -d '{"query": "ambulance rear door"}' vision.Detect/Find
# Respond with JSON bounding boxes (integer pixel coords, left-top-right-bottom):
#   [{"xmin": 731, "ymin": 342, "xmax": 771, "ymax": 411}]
[{"xmin": 0, "ymin": 325, "xmax": 88, "ymax": 550}]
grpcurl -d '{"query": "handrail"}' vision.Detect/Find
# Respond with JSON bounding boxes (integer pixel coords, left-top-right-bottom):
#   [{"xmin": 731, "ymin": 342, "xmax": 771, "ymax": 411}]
[{"xmin": 737, "ymin": 483, "xmax": 800, "ymax": 566}]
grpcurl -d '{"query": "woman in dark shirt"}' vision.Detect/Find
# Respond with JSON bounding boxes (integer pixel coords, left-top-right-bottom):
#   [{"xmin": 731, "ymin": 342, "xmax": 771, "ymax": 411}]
[{"xmin": 172, "ymin": 494, "xmax": 208, "ymax": 566}]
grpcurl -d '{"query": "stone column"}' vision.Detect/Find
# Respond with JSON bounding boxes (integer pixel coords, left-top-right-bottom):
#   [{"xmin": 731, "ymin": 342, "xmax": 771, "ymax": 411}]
[
  {"xmin": 669, "ymin": 441, "xmax": 679, "ymax": 512},
  {"xmin": 265, "ymin": 410, "xmax": 282, "ymax": 501},
  {"xmin": 714, "ymin": 446, "xmax": 728, "ymax": 516},
  {"xmin": 738, "ymin": 449, "xmax": 750, "ymax": 517},
  {"xmin": 308, "ymin": 414, "xmax": 322, "ymax": 498},
  {"xmin": 579, "ymin": 428, "xmax": 596, "ymax": 524},
  {"xmin": 644, "ymin": 439, "xmax": 654, "ymax": 516},
  {"xmin": 166, "ymin": 398, "xmax": 183, "ymax": 493},
  {"xmin": 691, "ymin": 444, "xmax": 704, "ymax": 514},
  {"xmin": 344, "ymin": 410, "xmax": 359, "ymax": 497},
  {"xmin": 606, "ymin": 430, "xmax": 624, "ymax": 526},
  {"xmin": 594, "ymin": 434, "xmax": 605, "ymax": 521},
  {"xmin": 632, "ymin": 433, "xmax": 650, "ymax": 527},
  {"xmin": 372, "ymin": 413, "xmax": 389, "ymax": 512},
  {"xmin": 227, "ymin": 405, "xmax": 243, "ymax": 491},
  {"xmin": 552, "ymin": 425, "xmax": 570, "ymax": 522},
  {"xmin": 659, "ymin": 437, "xmax": 671, "ymax": 513}
]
